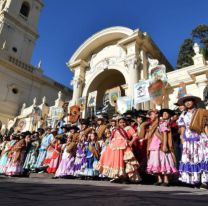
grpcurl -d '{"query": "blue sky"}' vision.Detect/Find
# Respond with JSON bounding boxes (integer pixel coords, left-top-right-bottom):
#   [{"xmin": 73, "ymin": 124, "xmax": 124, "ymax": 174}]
[{"xmin": 31, "ymin": 0, "xmax": 208, "ymax": 88}]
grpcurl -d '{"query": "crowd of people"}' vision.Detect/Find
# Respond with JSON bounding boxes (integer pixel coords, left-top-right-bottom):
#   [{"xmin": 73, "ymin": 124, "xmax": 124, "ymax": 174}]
[{"xmin": 0, "ymin": 95, "xmax": 208, "ymax": 189}]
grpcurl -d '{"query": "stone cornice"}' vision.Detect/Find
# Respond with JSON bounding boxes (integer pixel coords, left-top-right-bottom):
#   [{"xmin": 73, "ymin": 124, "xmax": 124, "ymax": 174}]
[
  {"xmin": 0, "ymin": 11, "xmax": 39, "ymax": 39},
  {"xmin": 117, "ymin": 29, "xmax": 143, "ymax": 47},
  {"xmin": 68, "ymin": 59, "xmax": 89, "ymax": 71},
  {"xmin": 167, "ymin": 64, "xmax": 208, "ymax": 87},
  {"xmin": 0, "ymin": 58, "xmax": 72, "ymax": 92}
]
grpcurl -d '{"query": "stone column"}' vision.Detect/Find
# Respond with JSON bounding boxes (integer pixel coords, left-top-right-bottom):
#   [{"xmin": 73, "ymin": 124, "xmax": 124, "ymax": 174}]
[
  {"xmin": 71, "ymin": 77, "xmax": 84, "ymax": 105},
  {"xmin": 124, "ymin": 42, "xmax": 140, "ymax": 108},
  {"xmin": 69, "ymin": 59, "xmax": 88, "ymax": 105},
  {"xmin": 140, "ymin": 49, "xmax": 151, "ymax": 110}
]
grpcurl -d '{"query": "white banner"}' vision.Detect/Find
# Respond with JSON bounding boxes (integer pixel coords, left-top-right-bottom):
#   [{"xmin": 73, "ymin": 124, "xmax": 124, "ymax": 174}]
[
  {"xmin": 87, "ymin": 91, "xmax": 97, "ymax": 107},
  {"xmin": 117, "ymin": 96, "xmax": 132, "ymax": 114},
  {"xmin": 109, "ymin": 87, "xmax": 121, "ymax": 107},
  {"xmin": 134, "ymin": 80, "xmax": 150, "ymax": 104}
]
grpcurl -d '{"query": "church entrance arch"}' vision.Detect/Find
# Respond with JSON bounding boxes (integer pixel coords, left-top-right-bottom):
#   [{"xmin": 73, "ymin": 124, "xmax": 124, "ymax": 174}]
[{"xmin": 84, "ymin": 69, "xmax": 126, "ymax": 117}]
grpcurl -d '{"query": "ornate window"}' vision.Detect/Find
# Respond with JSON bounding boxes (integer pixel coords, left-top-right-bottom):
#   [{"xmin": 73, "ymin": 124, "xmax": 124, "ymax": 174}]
[{"xmin": 20, "ymin": 2, "xmax": 30, "ymax": 18}]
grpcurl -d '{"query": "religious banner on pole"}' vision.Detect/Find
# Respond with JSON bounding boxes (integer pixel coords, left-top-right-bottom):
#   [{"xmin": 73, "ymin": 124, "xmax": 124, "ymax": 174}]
[
  {"xmin": 109, "ymin": 87, "xmax": 121, "ymax": 107},
  {"xmin": 48, "ymin": 106, "xmax": 64, "ymax": 128},
  {"xmin": 134, "ymin": 80, "xmax": 150, "ymax": 104},
  {"xmin": 30, "ymin": 106, "xmax": 42, "ymax": 131},
  {"xmin": 149, "ymin": 60, "xmax": 168, "ymax": 86},
  {"xmin": 14, "ymin": 118, "xmax": 30, "ymax": 132},
  {"xmin": 78, "ymin": 97, "xmax": 86, "ymax": 111},
  {"xmin": 148, "ymin": 79, "xmax": 165, "ymax": 105},
  {"xmin": 50, "ymin": 107, "xmax": 64, "ymax": 120},
  {"xmin": 87, "ymin": 91, "xmax": 97, "ymax": 107},
  {"xmin": 148, "ymin": 58, "xmax": 168, "ymax": 105},
  {"xmin": 117, "ymin": 96, "xmax": 132, "ymax": 114},
  {"xmin": 69, "ymin": 105, "xmax": 80, "ymax": 124},
  {"xmin": 177, "ymin": 82, "xmax": 187, "ymax": 99}
]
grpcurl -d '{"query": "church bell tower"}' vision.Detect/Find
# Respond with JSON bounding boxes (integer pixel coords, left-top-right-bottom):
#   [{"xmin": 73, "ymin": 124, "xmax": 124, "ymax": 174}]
[{"xmin": 0, "ymin": 0, "xmax": 44, "ymax": 63}]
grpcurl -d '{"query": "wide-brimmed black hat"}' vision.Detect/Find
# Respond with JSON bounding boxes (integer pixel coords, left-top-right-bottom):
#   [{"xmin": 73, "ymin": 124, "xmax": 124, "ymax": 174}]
[
  {"xmin": 177, "ymin": 94, "xmax": 201, "ymax": 106},
  {"xmin": 159, "ymin": 109, "xmax": 175, "ymax": 117},
  {"xmin": 174, "ymin": 102, "xmax": 182, "ymax": 107},
  {"xmin": 37, "ymin": 128, "xmax": 45, "ymax": 133},
  {"xmin": 135, "ymin": 110, "xmax": 148, "ymax": 118},
  {"xmin": 68, "ymin": 125, "xmax": 79, "ymax": 131},
  {"xmin": 123, "ymin": 110, "xmax": 134, "ymax": 117},
  {"xmin": 79, "ymin": 119, "xmax": 90, "ymax": 125},
  {"xmin": 61, "ymin": 124, "xmax": 70, "ymax": 129},
  {"xmin": 23, "ymin": 131, "xmax": 32, "ymax": 136}
]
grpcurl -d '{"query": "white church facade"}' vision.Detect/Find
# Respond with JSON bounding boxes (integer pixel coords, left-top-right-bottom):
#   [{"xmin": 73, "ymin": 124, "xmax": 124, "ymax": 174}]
[
  {"xmin": 0, "ymin": 0, "xmax": 72, "ymax": 124},
  {"xmin": 68, "ymin": 27, "xmax": 208, "ymax": 117}
]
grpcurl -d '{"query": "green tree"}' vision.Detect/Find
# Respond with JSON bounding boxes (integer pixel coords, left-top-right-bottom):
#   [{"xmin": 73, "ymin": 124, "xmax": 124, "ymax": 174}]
[
  {"xmin": 192, "ymin": 24, "xmax": 208, "ymax": 47},
  {"xmin": 176, "ymin": 38, "xmax": 195, "ymax": 69},
  {"xmin": 191, "ymin": 24, "xmax": 208, "ymax": 59}
]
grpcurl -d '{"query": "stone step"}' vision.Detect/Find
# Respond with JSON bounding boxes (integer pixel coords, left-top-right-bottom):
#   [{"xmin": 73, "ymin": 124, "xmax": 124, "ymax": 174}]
[{"xmin": 29, "ymin": 173, "xmax": 54, "ymax": 179}]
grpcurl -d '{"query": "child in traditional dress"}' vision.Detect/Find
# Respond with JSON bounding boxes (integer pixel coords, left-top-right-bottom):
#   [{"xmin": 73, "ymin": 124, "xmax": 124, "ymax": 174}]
[
  {"xmin": 55, "ymin": 135, "xmax": 77, "ymax": 178},
  {"xmin": 84, "ymin": 132, "xmax": 100, "ymax": 178},
  {"xmin": 100, "ymin": 128, "xmax": 111, "ymax": 154},
  {"xmin": 97, "ymin": 128, "xmax": 111, "ymax": 179},
  {"xmin": 73, "ymin": 134, "xmax": 87, "ymax": 177},
  {"xmin": 146, "ymin": 110, "xmax": 177, "ymax": 186}
]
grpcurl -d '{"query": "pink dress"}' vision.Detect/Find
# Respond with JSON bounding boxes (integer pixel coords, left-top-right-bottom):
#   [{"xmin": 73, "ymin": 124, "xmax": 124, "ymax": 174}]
[
  {"xmin": 97, "ymin": 127, "xmax": 141, "ymax": 182},
  {"xmin": 147, "ymin": 120, "xmax": 177, "ymax": 174}
]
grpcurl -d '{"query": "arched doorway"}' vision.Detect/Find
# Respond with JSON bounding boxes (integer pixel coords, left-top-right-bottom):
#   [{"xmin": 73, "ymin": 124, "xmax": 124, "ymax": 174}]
[{"xmin": 85, "ymin": 69, "xmax": 126, "ymax": 117}]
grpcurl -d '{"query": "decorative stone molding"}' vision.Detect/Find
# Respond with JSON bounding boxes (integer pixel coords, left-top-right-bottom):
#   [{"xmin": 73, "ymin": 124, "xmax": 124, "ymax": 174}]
[
  {"xmin": 70, "ymin": 76, "xmax": 84, "ymax": 88},
  {"xmin": 123, "ymin": 57, "xmax": 139, "ymax": 70}
]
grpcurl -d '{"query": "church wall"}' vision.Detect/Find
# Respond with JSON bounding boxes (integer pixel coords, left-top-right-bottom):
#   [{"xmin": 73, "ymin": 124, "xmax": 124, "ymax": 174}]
[
  {"xmin": 0, "ymin": 64, "xmax": 72, "ymax": 124},
  {"xmin": 167, "ymin": 63, "xmax": 208, "ymax": 109}
]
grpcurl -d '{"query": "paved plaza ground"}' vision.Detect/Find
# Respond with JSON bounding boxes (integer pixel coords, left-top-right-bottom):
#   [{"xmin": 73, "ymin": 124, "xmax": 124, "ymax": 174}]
[{"xmin": 0, "ymin": 176, "xmax": 207, "ymax": 206}]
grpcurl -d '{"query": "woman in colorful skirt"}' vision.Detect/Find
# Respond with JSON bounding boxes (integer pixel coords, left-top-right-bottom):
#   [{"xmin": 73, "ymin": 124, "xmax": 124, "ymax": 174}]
[
  {"xmin": 5, "ymin": 134, "xmax": 27, "ymax": 176},
  {"xmin": 73, "ymin": 134, "xmax": 87, "ymax": 177},
  {"xmin": 46, "ymin": 137, "xmax": 62, "ymax": 174},
  {"xmin": 97, "ymin": 116, "xmax": 141, "ymax": 183},
  {"xmin": 0, "ymin": 135, "xmax": 17, "ymax": 174},
  {"xmin": 177, "ymin": 95, "xmax": 208, "ymax": 189},
  {"xmin": 34, "ymin": 127, "xmax": 54, "ymax": 170},
  {"xmin": 84, "ymin": 132, "xmax": 100, "ymax": 178},
  {"xmin": 23, "ymin": 132, "xmax": 40, "ymax": 172},
  {"xmin": 55, "ymin": 136, "xmax": 77, "ymax": 178},
  {"xmin": 146, "ymin": 109, "xmax": 177, "ymax": 186}
]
